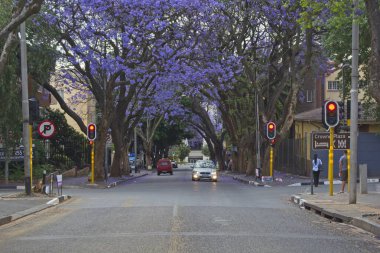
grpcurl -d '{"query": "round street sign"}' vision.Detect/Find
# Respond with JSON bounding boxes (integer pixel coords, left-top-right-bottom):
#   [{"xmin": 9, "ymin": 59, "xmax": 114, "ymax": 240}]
[{"xmin": 38, "ymin": 120, "xmax": 56, "ymax": 138}]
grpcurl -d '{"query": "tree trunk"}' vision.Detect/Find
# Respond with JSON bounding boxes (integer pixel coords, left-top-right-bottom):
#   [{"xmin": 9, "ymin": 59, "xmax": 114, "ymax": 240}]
[
  {"xmin": 120, "ymin": 143, "xmax": 130, "ymax": 175},
  {"xmin": 143, "ymin": 141, "xmax": 153, "ymax": 170},
  {"xmin": 110, "ymin": 126, "xmax": 123, "ymax": 177},
  {"xmin": 365, "ymin": 0, "xmax": 380, "ymax": 103},
  {"xmin": 93, "ymin": 120, "xmax": 109, "ymax": 180},
  {"xmin": 5, "ymin": 155, "xmax": 9, "ymax": 184},
  {"xmin": 214, "ymin": 142, "xmax": 225, "ymax": 171}
]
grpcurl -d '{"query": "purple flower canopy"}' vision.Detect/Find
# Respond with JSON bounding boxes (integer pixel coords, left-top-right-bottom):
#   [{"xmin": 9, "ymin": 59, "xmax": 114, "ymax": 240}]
[{"xmin": 41, "ymin": 0, "xmax": 328, "ymax": 121}]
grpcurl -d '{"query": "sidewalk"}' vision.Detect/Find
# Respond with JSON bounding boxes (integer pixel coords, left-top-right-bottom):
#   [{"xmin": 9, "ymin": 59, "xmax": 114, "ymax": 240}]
[
  {"xmin": 0, "ymin": 170, "xmax": 152, "ymax": 190},
  {"xmin": 0, "ymin": 170, "xmax": 151, "ymax": 226},
  {"xmin": 222, "ymin": 170, "xmax": 312, "ymax": 187},
  {"xmin": 63, "ymin": 169, "xmax": 152, "ymax": 189},
  {"xmin": 222, "ymin": 170, "xmax": 380, "ymax": 187},
  {"xmin": 0, "ymin": 192, "xmax": 71, "ymax": 226},
  {"xmin": 292, "ymin": 191, "xmax": 380, "ymax": 236}
]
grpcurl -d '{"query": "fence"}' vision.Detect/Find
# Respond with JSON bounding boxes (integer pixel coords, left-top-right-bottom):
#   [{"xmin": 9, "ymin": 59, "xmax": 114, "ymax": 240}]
[
  {"xmin": 274, "ymin": 134, "xmax": 310, "ymax": 176},
  {"xmin": 274, "ymin": 132, "xmax": 380, "ymax": 178},
  {"xmin": 39, "ymin": 137, "xmax": 91, "ymax": 171}
]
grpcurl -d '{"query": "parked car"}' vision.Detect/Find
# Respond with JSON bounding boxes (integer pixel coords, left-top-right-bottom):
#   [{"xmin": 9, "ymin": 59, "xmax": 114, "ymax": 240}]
[
  {"xmin": 157, "ymin": 158, "xmax": 173, "ymax": 175},
  {"xmin": 191, "ymin": 160, "xmax": 217, "ymax": 182},
  {"xmin": 171, "ymin": 161, "xmax": 178, "ymax": 168}
]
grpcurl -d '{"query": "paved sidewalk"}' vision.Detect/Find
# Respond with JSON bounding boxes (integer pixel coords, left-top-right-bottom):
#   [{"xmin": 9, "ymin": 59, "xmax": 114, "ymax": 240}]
[
  {"xmin": 63, "ymin": 169, "xmax": 152, "ymax": 189},
  {"xmin": 223, "ymin": 170, "xmax": 380, "ymax": 187},
  {"xmin": 0, "ymin": 170, "xmax": 151, "ymax": 226},
  {"xmin": 222, "ymin": 170, "xmax": 312, "ymax": 187},
  {"xmin": 0, "ymin": 192, "xmax": 70, "ymax": 226},
  {"xmin": 292, "ymin": 191, "xmax": 380, "ymax": 237}
]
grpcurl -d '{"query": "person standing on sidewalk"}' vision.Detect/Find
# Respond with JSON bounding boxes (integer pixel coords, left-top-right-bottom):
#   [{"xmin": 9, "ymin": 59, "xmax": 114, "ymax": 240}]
[
  {"xmin": 339, "ymin": 150, "xmax": 348, "ymax": 193},
  {"xmin": 312, "ymin": 154, "xmax": 323, "ymax": 187}
]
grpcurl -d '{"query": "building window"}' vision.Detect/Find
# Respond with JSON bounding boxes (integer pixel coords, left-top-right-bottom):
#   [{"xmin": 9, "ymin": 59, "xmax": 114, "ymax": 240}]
[
  {"xmin": 328, "ymin": 81, "xmax": 340, "ymax": 90},
  {"xmin": 306, "ymin": 90, "xmax": 313, "ymax": 103}
]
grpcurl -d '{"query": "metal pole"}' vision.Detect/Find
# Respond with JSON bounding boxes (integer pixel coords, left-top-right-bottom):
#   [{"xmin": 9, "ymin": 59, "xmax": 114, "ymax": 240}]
[
  {"xmin": 103, "ymin": 75, "xmax": 108, "ymax": 182},
  {"xmin": 269, "ymin": 146, "xmax": 273, "ymax": 177},
  {"xmin": 134, "ymin": 127, "xmax": 137, "ymax": 173},
  {"xmin": 91, "ymin": 143, "xmax": 95, "ymax": 184},
  {"xmin": 349, "ymin": 0, "xmax": 359, "ymax": 204},
  {"xmin": 29, "ymin": 125, "xmax": 33, "ymax": 193},
  {"xmin": 20, "ymin": 22, "xmax": 31, "ymax": 195},
  {"xmin": 329, "ymin": 127, "xmax": 334, "ymax": 196},
  {"xmin": 255, "ymin": 91, "xmax": 261, "ymax": 178}
]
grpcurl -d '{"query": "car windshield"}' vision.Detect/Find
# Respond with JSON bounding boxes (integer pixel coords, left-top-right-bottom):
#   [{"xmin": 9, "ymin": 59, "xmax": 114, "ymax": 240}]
[
  {"xmin": 194, "ymin": 162, "xmax": 214, "ymax": 168},
  {"xmin": 160, "ymin": 161, "xmax": 169, "ymax": 166}
]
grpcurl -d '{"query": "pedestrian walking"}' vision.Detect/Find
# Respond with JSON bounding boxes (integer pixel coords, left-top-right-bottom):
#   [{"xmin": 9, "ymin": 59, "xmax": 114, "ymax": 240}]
[
  {"xmin": 312, "ymin": 154, "xmax": 323, "ymax": 187},
  {"xmin": 338, "ymin": 150, "xmax": 348, "ymax": 193}
]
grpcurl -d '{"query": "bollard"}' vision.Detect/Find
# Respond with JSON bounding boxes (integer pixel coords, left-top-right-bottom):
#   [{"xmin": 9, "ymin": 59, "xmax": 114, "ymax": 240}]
[{"xmin": 359, "ymin": 164, "xmax": 368, "ymax": 194}]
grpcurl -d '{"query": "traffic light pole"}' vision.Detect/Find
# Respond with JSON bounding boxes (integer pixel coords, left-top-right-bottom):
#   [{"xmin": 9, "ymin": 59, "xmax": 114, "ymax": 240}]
[
  {"xmin": 269, "ymin": 146, "xmax": 273, "ymax": 178},
  {"xmin": 91, "ymin": 142, "xmax": 95, "ymax": 184},
  {"xmin": 329, "ymin": 127, "xmax": 334, "ymax": 196}
]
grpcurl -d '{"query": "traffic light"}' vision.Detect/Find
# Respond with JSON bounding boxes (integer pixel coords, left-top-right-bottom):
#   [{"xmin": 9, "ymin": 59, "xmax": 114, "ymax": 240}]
[
  {"xmin": 346, "ymin": 100, "xmax": 351, "ymax": 120},
  {"xmin": 87, "ymin": 123, "xmax": 96, "ymax": 141},
  {"xmin": 324, "ymin": 101, "xmax": 339, "ymax": 127},
  {"xmin": 358, "ymin": 102, "xmax": 363, "ymax": 119},
  {"xmin": 338, "ymin": 101, "xmax": 344, "ymax": 121},
  {"xmin": 29, "ymin": 98, "xmax": 40, "ymax": 123},
  {"xmin": 266, "ymin": 122, "xmax": 276, "ymax": 140}
]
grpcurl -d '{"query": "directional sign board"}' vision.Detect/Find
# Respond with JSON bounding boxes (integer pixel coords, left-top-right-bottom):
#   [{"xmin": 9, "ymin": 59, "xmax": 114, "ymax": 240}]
[
  {"xmin": 312, "ymin": 132, "xmax": 350, "ymax": 150},
  {"xmin": 38, "ymin": 120, "xmax": 56, "ymax": 138}
]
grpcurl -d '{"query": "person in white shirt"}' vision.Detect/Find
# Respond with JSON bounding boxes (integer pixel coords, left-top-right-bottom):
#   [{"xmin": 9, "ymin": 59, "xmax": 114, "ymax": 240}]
[{"xmin": 312, "ymin": 154, "xmax": 323, "ymax": 187}]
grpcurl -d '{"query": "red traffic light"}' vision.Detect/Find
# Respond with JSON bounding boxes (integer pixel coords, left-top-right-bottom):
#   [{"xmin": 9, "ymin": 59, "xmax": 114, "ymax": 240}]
[
  {"xmin": 324, "ymin": 101, "xmax": 339, "ymax": 127},
  {"xmin": 89, "ymin": 140, "xmax": 94, "ymax": 145},
  {"xmin": 266, "ymin": 122, "xmax": 276, "ymax": 139},
  {"xmin": 327, "ymin": 102, "xmax": 336, "ymax": 112},
  {"xmin": 87, "ymin": 123, "xmax": 97, "ymax": 141}
]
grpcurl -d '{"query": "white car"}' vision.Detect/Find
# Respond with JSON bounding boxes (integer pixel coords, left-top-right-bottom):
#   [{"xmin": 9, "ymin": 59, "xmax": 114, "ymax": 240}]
[{"xmin": 191, "ymin": 160, "xmax": 218, "ymax": 182}]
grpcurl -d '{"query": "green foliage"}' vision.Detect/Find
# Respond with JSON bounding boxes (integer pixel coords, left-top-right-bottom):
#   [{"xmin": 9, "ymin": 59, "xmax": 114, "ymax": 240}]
[
  {"xmin": 35, "ymin": 109, "xmax": 89, "ymax": 170},
  {"xmin": 201, "ymin": 145, "xmax": 210, "ymax": 157},
  {"xmin": 322, "ymin": 1, "xmax": 370, "ymax": 65},
  {"xmin": 170, "ymin": 144, "xmax": 191, "ymax": 162},
  {"xmin": 154, "ymin": 118, "xmax": 194, "ymax": 153}
]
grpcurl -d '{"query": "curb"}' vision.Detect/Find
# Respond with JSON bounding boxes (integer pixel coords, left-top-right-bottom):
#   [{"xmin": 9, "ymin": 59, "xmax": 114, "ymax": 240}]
[
  {"xmin": 107, "ymin": 173, "xmax": 149, "ymax": 188},
  {"xmin": 288, "ymin": 178, "xmax": 380, "ymax": 187},
  {"xmin": 0, "ymin": 195, "xmax": 71, "ymax": 227},
  {"xmin": 0, "ymin": 185, "xmax": 25, "ymax": 190},
  {"xmin": 61, "ymin": 173, "xmax": 150, "ymax": 189},
  {"xmin": 291, "ymin": 195, "xmax": 380, "ymax": 236},
  {"xmin": 352, "ymin": 217, "xmax": 380, "ymax": 236},
  {"xmin": 232, "ymin": 176, "xmax": 268, "ymax": 187}
]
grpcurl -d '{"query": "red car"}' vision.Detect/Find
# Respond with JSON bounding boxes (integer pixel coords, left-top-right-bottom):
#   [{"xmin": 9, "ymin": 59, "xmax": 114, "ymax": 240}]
[{"xmin": 157, "ymin": 158, "xmax": 173, "ymax": 175}]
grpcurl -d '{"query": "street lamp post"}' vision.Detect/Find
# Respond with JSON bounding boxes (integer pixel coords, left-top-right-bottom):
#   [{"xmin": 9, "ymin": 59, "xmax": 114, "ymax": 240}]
[
  {"xmin": 255, "ymin": 90, "xmax": 261, "ymax": 178},
  {"xmin": 349, "ymin": 0, "xmax": 359, "ymax": 204},
  {"xmin": 20, "ymin": 22, "xmax": 32, "ymax": 195}
]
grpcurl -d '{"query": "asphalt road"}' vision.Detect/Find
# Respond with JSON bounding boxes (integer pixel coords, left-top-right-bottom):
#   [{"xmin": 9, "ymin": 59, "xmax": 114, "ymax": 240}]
[{"xmin": 0, "ymin": 167, "xmax": 379, "ymax": 253}]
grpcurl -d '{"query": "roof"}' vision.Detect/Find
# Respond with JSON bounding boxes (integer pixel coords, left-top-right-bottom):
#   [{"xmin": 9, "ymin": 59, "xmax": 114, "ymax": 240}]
[
  {"xmin": 295, "ymin": 108, "xmax": 322, "ymax": 122},
  {"xmin": 295, "ymin": 107, "xmax": 379, "ymax": 124}
]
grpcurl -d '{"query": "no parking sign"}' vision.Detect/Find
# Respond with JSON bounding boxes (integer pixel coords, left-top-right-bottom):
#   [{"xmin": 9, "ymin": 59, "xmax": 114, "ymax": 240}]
[{"xmin": 38, "ymin": 120, "xmax": 56, "ymax": 138}]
